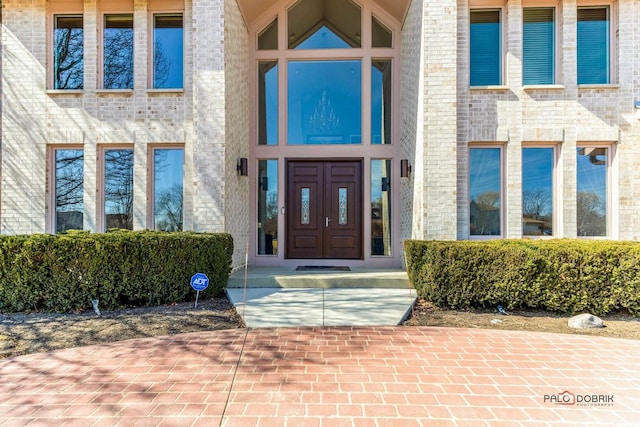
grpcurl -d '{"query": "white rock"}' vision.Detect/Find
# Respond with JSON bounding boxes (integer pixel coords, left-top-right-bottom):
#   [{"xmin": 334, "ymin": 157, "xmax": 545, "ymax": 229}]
[
  {"xmin": 491, "ymin": 319, "xmax": 503, "ymax": 325},
  {"xmin": 568, "ymin": 313, "xmax": 604, "ymax": 329}
]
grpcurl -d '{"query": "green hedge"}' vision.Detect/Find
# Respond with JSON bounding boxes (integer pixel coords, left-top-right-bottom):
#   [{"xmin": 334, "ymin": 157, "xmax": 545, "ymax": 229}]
[
  {"xmin": 0, "ymin": 231, "xmax": 233, "ymax": 313},
  {"xmin": 404, "ymin": 239, "xmax": 640, "ymax": 316}
]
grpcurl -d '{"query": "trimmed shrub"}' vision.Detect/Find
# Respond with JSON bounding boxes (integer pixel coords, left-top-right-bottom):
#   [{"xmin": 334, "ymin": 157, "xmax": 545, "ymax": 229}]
[
  {"xmin": 404, "ymin": 239, "xmax": 640, "ymax": 316},
  {"xmin": 0, "ymin": 231, "xmax": 233, "ymax": 313}
]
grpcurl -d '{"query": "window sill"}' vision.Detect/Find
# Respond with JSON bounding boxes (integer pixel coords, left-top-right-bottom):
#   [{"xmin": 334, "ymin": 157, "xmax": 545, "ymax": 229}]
[
  {"xmin": 578, "ymin": 84, "xmax": 620, "ymax": 90},
  {"xmin": 45, "ymin": 89, "xmax": 83, "ymax": 96},
  {"xmin": 523, "ymin": 84, "xmax": 565, "ymax": 91},
  {"xmin": 147, "ymin": 88, "xmax": 184, "ymax": 95},
  {"xmin": 96, "ymin": 89, "xmax": 134, "ymax": 96},
  {"xmin": 469, "ymin": 85, "xmax": 510, "ymax": 91}
]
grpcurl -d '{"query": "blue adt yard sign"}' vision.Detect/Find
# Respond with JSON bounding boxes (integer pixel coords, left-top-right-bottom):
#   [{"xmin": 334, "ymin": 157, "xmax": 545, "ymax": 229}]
[{"xmin": 190, "ymin": 273, "xmax": 209, "ymax": 308}]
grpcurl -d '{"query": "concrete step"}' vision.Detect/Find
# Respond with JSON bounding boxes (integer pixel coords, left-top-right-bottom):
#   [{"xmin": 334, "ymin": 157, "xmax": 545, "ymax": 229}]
[{"xmin": 227, "ymin": 267, "xmax": 410, "ymax": 289}]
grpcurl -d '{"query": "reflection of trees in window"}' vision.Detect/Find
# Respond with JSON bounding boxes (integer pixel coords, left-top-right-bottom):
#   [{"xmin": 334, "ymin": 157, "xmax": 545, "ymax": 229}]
[
  {"xmin": 258, "ymin": 160, "xmax": 278, "ymax": 255},
  {"xmin": 154, "ymin": 149, "xmax": 184, "ymax": 231},
  {"xmin": 522, "ymin": 189, "xmax": 552, "ymax": 235},
  {"xmin": 154, "ymin": 15, "xmax": 183, "ymax": 89},
  {"xmin": 104, "ymin": 149, "xmax": 134, "ymax": 230},
  {"xmin": 104, "ymin": 15, "xmax": 134, "ymax": 89},
  {"xmin": 470, "ymin": 191, "xmax": 501, "ymax": 236},
  {"xmin": 54, "ymin": 16, "xmax": 84, "ymax": 89},
  {"xmin": 55, "ymin": 149, "xmax": 84, "ymax": 232},
  {"xmin": 577, "ymin": 191, "xmax": 606, "ymax": 236}
]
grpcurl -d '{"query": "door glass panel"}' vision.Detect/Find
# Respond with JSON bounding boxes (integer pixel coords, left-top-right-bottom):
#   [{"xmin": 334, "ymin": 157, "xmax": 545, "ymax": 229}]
[
  {"xmin": 258, "ymin": 62, "xmax": 278, "ymax": 146},
  {"xmin": 258, "ymin": 160, "xmax": 279, "ymax": 255},
  {"xmin": 371, "ymin": 159, "xmax": 391, "ymax": 256},
  {"xmin": 288, "ymin": 0, "xmax": 361, "ymax": 49},
  {"xmin": 301, "ymin": 187, "xmax": 310, "ymax": 225},
  {"xmin": 372, "ymin": 60, "xmax": 392, "ymax": 144},
  {"xmin": 339, "ymin": 188, "xmax": 348, "ymax": 225},
  {"xmin": 55, "ymin": 149, "xmax": 84, "ymax": 232},
  {"xmin": 288, "ymin": 60, "xmax": 361, "ymax": 145}
]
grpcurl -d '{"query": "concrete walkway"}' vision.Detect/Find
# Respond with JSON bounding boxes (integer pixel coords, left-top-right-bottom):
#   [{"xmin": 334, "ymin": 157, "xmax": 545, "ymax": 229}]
[
  {"xmin": 1, "ymin": 327, "xmax": 639, "ymax": 426},
  {"xmin": 226, "ymin": 288, "xmax": 417, "ymax": 327}
]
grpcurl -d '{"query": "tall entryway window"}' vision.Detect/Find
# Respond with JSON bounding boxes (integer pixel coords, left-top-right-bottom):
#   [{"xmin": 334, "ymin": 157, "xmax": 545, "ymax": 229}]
[{"xmin": 251, "ymin": 0, "xmax": 399, "ymax": 265}]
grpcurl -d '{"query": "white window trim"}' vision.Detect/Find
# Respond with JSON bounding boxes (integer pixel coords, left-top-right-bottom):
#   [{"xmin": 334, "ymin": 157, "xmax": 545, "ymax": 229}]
[
  {"xmin": 521, "ymin": 4, "xmax": 558, "ymax": 87},
  {"xmin": 147, "ymin": 145, "xmax": 185, "ymax": 231},
  {"xmin": 99, "ymin": 12, "xmax": 135, "ymax": 90},
  {"xmin": 576, "ymin": 142, "xmax": 616, "ymax": 239},
  {"xmin": 576, "ymin": 1, "xmax": 617, "ymax": 86},
  {"xmin": 521, "ymin": 144, "xmax": 559, "ymax": 238},
  {"xmin": 98, "ymin": 145, "xmax": 135, "ymax": 232},
  {"xmin": 468, "ymin": 6, "xmax": 505, "ymax": 88},
  {"xmin": 148, "ymin": 11, "xmax": 185, "ymax": 90},
  {"xmin": 468, "ymin": 143, "xmax": 505, "ymax": 240},
  {"xmin": 48, "ymin": 13, "xmax": 84, "ymax": 91},
  {"xmin": 47, "ymin": 145, "xmax": 85, "ymax": 234}
]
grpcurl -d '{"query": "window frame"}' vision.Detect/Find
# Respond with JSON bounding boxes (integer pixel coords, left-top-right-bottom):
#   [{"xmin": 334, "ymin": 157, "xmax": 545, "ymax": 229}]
[
  {"xmin": 469, "ymin": 6, "xmax": 504, "ymax": 87},
  {"xmin": 576, "ymin": 143, "xmax": 614, "ymax": 238},
  {"xmin": 521, "ymin": 6, "xmax": 557, "ymax": 86},
  {"xmin": 148, "ymin": 145, "xmax": 185, "ymax": 231},
  {"xmin": 150, "ymin": 12, "xmax": 185, "ymax": 90},
  {"xmin": 49, "ymin": 13, "xmax": 85, "ymax": 91},
  {"xmin": 468, "ymin": 144, "xmax": 505, "ymax": 240},
  {"xmin": 521, "ymin": 144, "xmax": 558, "ymax": 238},
  {"xmin": 576, "ymin": 1, "xmax": 617, "ymax": 85},
  {"xmin": 48, "ymin": 145, "xmax": 85, "ymax": 234},
  {"xmin": 98, "ymin": 145, "xmax": 135, "ymax": 232},
  {"xmin": 100, "ymin": 12, "xmax": 135, "ymax": 90}
]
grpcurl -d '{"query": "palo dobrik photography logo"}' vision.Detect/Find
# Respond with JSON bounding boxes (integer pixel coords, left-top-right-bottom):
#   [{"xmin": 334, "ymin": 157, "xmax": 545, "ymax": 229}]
[{"xmin": 544, "ymin": 391, "xmax": 576, "ymax": 405}]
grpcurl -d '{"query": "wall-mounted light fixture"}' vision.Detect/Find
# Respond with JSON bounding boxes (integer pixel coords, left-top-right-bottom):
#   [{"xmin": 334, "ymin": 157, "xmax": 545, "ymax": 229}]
[
  {"xmin": 237, "ymin": 158, "xmax": 248, "ymax": 176},
  {"xmin": 400, "ymin": 159, "xmax": 412, "ymax": 178}
]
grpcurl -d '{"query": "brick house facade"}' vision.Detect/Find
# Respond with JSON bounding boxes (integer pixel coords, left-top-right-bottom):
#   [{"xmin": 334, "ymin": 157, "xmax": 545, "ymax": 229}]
[{"xmin": 1, "ymin": 0, "xmax": 639, "ymax": 269}]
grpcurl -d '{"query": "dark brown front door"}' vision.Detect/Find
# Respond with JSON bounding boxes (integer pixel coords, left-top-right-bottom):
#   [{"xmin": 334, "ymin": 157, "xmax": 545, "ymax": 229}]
[{"xmin": 286, "ymin": 160, "xmax": 363, "ymax": 259}]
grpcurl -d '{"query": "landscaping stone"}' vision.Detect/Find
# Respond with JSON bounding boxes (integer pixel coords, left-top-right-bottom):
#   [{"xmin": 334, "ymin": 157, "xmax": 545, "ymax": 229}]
[{"xmin": 568, "ymin": 313, "xmax": 604, "ymax": 329}]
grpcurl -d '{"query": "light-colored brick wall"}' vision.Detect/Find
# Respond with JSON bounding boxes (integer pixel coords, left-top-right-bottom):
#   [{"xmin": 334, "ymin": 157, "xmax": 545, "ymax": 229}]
[
  {"xmin": 224, "ymin": 0, "xmax": 250, "ymax": 268},
  {"xmin": 400, "ymin": 0, "xmax": 424, "ymax": 245}
]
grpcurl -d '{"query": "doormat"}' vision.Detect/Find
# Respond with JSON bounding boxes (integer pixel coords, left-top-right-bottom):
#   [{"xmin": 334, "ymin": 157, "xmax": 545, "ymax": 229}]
[{"xmin": 296, "ymin": 266, "xmax": 351, "ymax": 271}]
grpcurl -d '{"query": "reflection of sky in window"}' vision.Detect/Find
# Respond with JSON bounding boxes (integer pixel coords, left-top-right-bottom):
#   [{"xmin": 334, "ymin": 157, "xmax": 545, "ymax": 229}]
[
  {"xmin": 577, "ymin": 148, "xmax": 606, "ymax": 201},
  {"xmin": 469, "ymin": 148, "xmax": 501, "ymax": 201},
  {"xmin": 264, "ymin": 65, "xmax": 278, "ymax": 145},
  {"xmin": 104, "ymin": 149, "xmax": 133, "ymax": 215},
  {"xmin": 288, "ymin": 60, "xmax": 361, "ymax": 145},
  {"xmin": 154, "ymin": 149, "xmax": 184, "ymax": 195},
  {"xmin": 295, "ymin": 26, "xmax": 350, "ymax": 49},
  {"xmin": 522, "ymin": 148, "xmax": 553, "ymax": 216},
  {"xmin": 371, "ymin": 66, "xmax": 383, "ymax": 144},
  {"xmin": 154, "ymin": 25, "xmax": 183, "ymax": 88}
]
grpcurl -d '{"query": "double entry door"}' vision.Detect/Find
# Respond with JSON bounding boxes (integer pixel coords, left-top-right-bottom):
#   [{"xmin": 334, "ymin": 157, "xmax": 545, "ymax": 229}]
[{"xmin": 286, "ymin": 160, "xmax": 363, "ymax": 259}]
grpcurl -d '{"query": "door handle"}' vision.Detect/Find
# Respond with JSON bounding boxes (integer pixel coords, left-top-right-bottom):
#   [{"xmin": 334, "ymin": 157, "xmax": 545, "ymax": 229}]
[{"xmin": 325, "ymin": 217, "xmax": 331, "ymax": 227}]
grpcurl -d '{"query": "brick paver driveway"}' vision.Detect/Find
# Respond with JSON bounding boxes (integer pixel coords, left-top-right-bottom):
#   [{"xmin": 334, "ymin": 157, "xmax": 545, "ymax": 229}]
[{"xmin": 1, "ymin": 327, "xmax": 638, "ymax": 426}]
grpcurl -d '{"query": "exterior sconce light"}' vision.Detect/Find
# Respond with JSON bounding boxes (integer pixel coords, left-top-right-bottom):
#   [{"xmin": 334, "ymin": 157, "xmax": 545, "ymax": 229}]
[
  {"xmin": 237, "ymin": 158, "xmax": 248, "ymax": 176},
  {"xmin": 400, "ymin": 159, "xmax": 412, "ymax": 178}
]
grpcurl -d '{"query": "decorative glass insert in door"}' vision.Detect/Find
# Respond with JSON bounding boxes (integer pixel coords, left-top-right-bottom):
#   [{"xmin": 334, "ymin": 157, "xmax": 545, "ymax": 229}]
[
  {"xmin": 338, "ymin": 188, "xmax": 348, "ymax": 225},
  {"xmin": 371, "ymin": 160, "xmax": 391, "ymax": 255},
  {"xmin": 301, "ymin": 188, "xmax": 310, "ymax": 225},
  {"xmin": 258, "ymin": 160, "xmax": 279, "ymax": 255}
]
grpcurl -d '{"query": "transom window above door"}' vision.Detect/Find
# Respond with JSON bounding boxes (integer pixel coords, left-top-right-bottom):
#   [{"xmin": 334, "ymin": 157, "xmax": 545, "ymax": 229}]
[{"xmin": 255, "ymin": 0, "xmax": 397, "ymax": 146}]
